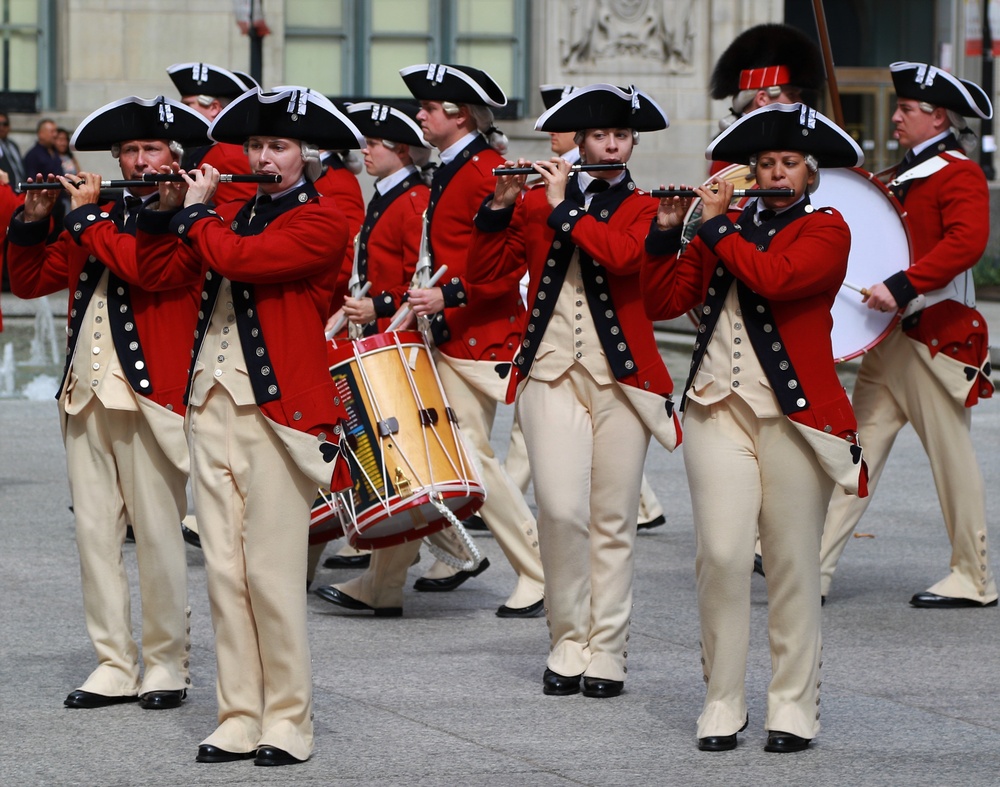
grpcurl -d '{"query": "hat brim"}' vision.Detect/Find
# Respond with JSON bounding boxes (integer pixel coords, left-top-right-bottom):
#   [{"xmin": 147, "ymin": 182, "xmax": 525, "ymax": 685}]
[
  {"xmin": 167, "ymin": 62, "xmax": 251, "ymax": 99},
  {"xmin": 707, "ymin": 103, "xmax": 864, "ymax": 168},
  {"xmin": 534, "ymin": 83, "xmax": 668, "ymax": 133},
  {"xmin": 400, "ymin": 63, "xmax": 507, "ymax": 107},
  {"xmin": 346, "ymin": 101, "xmax": 429, "ymax": 147},
  {"xmin": 70, "ymin": 95, "xmax": 211, "ymax": 151},
  {"xmin": 209, "ymin": 88, "xmax": 365, "ymax": 150}
]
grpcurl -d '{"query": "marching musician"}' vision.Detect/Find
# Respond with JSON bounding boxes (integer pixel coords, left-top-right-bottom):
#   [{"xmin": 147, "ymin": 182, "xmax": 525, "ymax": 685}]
[
  {"xmin": 469, "ymin": 84, "xmax": 679, "ymax": 698},
  {"xmin": 819, "ymin": 62, "xmax": 997, "ymax": 609},
  {"xmin": 397, "ymin": 62, "xmax": 546, "ymax": 617},
  {"xmin": 5, "ymin": 96, "xmax": 209, "ymax": 711},
  {"xmin": 641, "ymin": 104, "xmax": 868, "ymax": 752},
  {"xmin": 166, "ymin": 62, "xmax": 257, "ymax": 203},
  {"xmin": 135, "ymin": 87, "xmax": 361, "ymax": 766}
]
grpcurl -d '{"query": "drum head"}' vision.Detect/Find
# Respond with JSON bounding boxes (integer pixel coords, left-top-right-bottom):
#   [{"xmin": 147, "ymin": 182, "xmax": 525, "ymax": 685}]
[{"xmin": 810, "ymin": 168, "xmax": 912, "ymax": 362}]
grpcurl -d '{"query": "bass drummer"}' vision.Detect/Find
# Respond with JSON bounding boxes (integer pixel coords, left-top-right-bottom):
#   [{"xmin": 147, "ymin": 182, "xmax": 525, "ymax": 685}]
[{"xmin": 819, "ymin": 61, "xmax": 997, "ymax": 610}]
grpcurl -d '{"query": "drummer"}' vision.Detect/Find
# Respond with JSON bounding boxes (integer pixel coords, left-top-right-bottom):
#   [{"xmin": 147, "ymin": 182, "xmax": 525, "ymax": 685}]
[
  {"xmin": 135, "ymin": 87, "xmax": 362, "ymax": 766},
  {"xmin": 819, "ymin": 62, "xmax": 997, "ymax": 609},
  {"xmin": 469, "ymin": 83, "xmax": 679, "ymax": 699},
  {"xmin": 641, "ymin": 103, "xmax": 868, "ymax": 752}
]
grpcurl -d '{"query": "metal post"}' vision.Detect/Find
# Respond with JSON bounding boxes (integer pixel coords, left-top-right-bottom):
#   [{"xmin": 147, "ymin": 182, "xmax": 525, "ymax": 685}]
[
  {"xmin": 982, "ymin": 0, "xmax": 995, "ymax": 179},
  {"xmin": 249, "ymin": 3, "xmax": 263, "ymax": 83}
]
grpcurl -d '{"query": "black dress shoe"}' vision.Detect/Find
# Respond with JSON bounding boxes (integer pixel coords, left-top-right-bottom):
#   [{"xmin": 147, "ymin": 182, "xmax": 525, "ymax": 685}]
[
  {"xmin": 462, "ymin": 514, "xmax": 489, "ymax": 531},
  {"xmin": 753, "ymin": 553, "xmax": 765, "ymax": 577},
  {"xmin": 314, "ymin": 585, "xmax": 402, "ymax": 617},
  {"xmin": 698, "ymin": 717, "xmax": 749, "ymax": 752},
  {"xmin": 542, "ymin": 668, "xmax": 581, "ymax": 696},
  {"xmin": 909, "ymin": 591, "xmax": 998, "ymax": 609},
  {"xmin": 581, "ymin": 676, "xmax": 624, "ymax": 698},
  {"xmin": 255, "ymin": 746, "xmax": 304, "ymax": 766},
  {"xmin": 413, "ymin": 557, "xmax": 490, "ymax": 592},
  {"xmin": 765, "ymin": 731, "xmax": 811, "ymax": 753},
  {"xmin": 181, "ymin": 524, "xmax": 202, "ymax": 549},
  {"xmin": 64, "ymin": 690, "xmax": 139, "ymax": 709},
  {"xmin": 322, "ymin": 553, "xmax": 371, "ymax": 569},
  {"xmin": 196, "ymin": 744, "xmax": 256, "ymax": 763},
  {"xmin": 637, "ymin": 513, "xmax": 666, "ymax": 531},
  {"xmin": 139, "ymin": 689, "xmax": 186, "ymax": 710},
  {"xmin": 496, "ymin": 599, "xmax": 544, "ymax": 618},
  {"xmin": 125, "ymin": 525, "xmax": 135, "ymax": 543}
]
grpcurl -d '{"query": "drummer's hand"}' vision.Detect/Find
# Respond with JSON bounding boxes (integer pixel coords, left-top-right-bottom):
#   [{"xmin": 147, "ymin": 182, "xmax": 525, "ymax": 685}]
[
  {"xmin": 343, "ymin": 296, "xmax": 376, "ymax": 325},
  {"xmin": 157, "ymin": 162, "xmax": 187, "ymax": 211},
  {"xmin": 695, "ymin": 178, "xmax": 732, "ymax": 222},
  {"xmin": 407, "ymin": 287, "xmax": 445, "ymax": 317},
  {"xmin": 491, "ymin": 159, "xmax": 528, "ymax": 209},
  {"xmin": 21, "ymin": 173, "xmax": 60, "ymax": 222},
  {"xmin": 536, "ymin": 157, "xmax": 570, "ymax": 210},
  {"xmin": 325, "ymin": 308, "xmax": 345, "ymax": 334},
  {"xmin": 62, "ymin": 172, "xmax": 101, "ymax": 211},
  {"xmin": 862, "ymin": 282, "xmax": 899, "ymax": 313},
  {"xmin": 397, "ymin": 308, "xmax": 417, "ymax": 331},
  {"xmin": 655, "ymin": 184, "xmax": 692, "ymax": 230}
]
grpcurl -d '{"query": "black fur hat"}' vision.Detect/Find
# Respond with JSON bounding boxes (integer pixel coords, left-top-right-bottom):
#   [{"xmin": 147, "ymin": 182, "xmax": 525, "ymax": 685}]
[{"xmin": 710, "ymin": 24, "xmax": 825, "ymax": 101}]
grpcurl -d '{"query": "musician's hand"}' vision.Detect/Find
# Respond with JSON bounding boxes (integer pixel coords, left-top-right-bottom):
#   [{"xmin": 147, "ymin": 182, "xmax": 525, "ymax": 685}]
[
  {"xmin": 157, "ymin": 162, "xmax": 187, "ymax": 211},
  {"xmin": 397, "ymin": 309, "xmax": 417, "ymax": 331},
  {"xmin": 861, "ymin": 282, "xmax": 899, "ymax": 313},
  {"xmin": 182, "ymin": 164, "xmax": 220, "ymax": 206},
  {"xmin": 21, "ymin": 173, "xmax": 60, "ymax": 222},
  {"xmin": 0, "ymin": 169, "xmax": 8, "ymax": 186},
  {"xmin": 407, "ymin": 287, "xmax": 445, "ymax": 317},
  {"xmin": 536, "ymin": 157, "xmax": 570, "ymax": 210},
  {"xmin": 491, "ymin": 159, "xmax": 528, "ymax": 209},
  {"xmin": 343, "ymin": 296, "xmax": 376, "ymax": 325},
  {"xmin": 62, "ymin": 172, "xmax": 101, "ymax": 211},
  {"xmin": 696, "ymin": 178, "xmax": 732, "ymax": 222},
  {"xmin": 655, "ymin": 184, "xmax": 693, "ymax": 230}
]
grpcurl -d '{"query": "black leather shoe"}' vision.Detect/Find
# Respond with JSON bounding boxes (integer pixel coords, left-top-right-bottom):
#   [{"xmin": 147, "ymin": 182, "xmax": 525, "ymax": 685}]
[
  {"xmin": 413, "ymin": 557, "xmax": 490, "ymax": 592},
  {"xmin": 125, "ymin": 525, "xmax": 135, "ymax": 543},
  {"xmin": 462, "ymin": 514, "xmax": 489, "ymax": 531},
  {"xmin": 181, "ymin": 524, "xmax": 202, "ymax": 549},
  {"xmin": 698, "ymin": 717, "xmax": 749, "ymax": 752},
  {"xmin": 496, "ymin": 599, "xmax": 544, "ymax": 618},
  {"xmin": 314, "ymin": 585, "xmax": 402, "ymax": 617},
  {"xmin": 196, "ymin": 744, "xmax": 256, "ymax": 763},
  {"xmin": 139, "ymin": 689, "xmax": 186, "ymax": 710},
  {"xmin": 765, "ymin": 731, "xmax": 811, "ymax": 753},
  {"xmin": 64, "ymin": 690, "xmax": 138, "ymax": 709},
  {"xmin": 581, "ymin": 676, "xmax": 624, "ymax": 698},
  {"xmin": 322, "ymin": 553, "xmax": 371, "ymax": 569},
  {"xmin": 637, "ymin": 513, "xmax": 666, "ymax": 531},
  {"xmin": 255, "ymin": 746, "xmax": 303, "ymax": 766},
  {"xmin": 542, "ymin": 668, "xmax": 581, "ymax": 696},
  {"xmin": 910, "ymin": 592, "xmax": 998, "ymax": 609},
  {"xmin": 753, "ymin": 553, "xmax": 765, "ymax": 577}
]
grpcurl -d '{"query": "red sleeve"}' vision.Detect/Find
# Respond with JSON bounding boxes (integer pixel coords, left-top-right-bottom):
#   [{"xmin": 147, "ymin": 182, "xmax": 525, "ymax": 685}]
[{"xmin": 568, "ymin": 194, "xmax": 658, "ymax": 276}]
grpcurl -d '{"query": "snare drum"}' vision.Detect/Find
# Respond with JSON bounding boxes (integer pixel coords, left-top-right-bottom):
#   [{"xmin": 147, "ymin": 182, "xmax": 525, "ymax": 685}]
[
  {"xmin": 323, "ymin": 330, "xmax": 485, "ymax": 550},
  {"xmin": 810, "ymin": 167, "xmax": 912, "ymax": 362}
]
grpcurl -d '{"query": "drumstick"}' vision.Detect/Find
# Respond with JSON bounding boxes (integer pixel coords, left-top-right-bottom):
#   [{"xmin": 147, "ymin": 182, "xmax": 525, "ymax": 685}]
[
  {"xmin": 841, "ymin": 281, "xmax": 872, "ymax": 298},
  {"xmin": 325, "ymin": 281, "xmax": 372, "ymax": 339},
  {"xmin": 386, "ymin": 265, "xmax": 449, "ymax": 332}
]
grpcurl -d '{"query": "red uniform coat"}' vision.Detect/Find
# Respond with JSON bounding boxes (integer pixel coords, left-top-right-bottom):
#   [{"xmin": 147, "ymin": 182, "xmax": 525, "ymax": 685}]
[
  {"xmin": 469, "ymin": 173, "xmax": 674, "ymax": 404},
  {"xmin": 423, "ymin": 136, "xmax": 524, "ymax": 363},
  {"xmin": 314, "ymin": 159, "xmax": 365, "ymax": 313},
  {"xmin": 642, "ymin": 202, "xmax": 862, "ymax": 444},
  {"xmin": 7, "ymin": 196, "xmax": 199, "ymax": 411},
  {"xmin": 0, "ymin": 182, "xmax": 24, "ymax": 330},
  {"xmin": 135, "ymin": 183, "xmax": 352, "ymax": 491}
]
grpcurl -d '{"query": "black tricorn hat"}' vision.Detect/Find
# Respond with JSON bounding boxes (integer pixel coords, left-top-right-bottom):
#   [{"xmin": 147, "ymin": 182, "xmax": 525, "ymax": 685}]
[
  {"xmin": 346, "ymin": 102, "xmax": 430, "ymax": 148},
  {"xmin": 70, "ymin": 95, "xmax": 211, "ymax": 151},
  {"xmin": 231, "ymin": 70, "xmax": 262, "ymax": 91},
  {"xmin": 534, "ymin": 83, "xmax": 668, "ymax": 133},
  {"xmin": 209, "ymin": 87, "xmax": 365, "ymax": 150},
  {"xmin": 710, "ymin": 24, "xmax": 825, "ymax": 100},
  {"xmin": 890, "ymin": 61, "xmax": 993, "ymax": 119},
  {"xmin": 539, "ymin": 84, "xmax": 577, "ymax": 110},
  {"xmin": 167, "ymin": 62, "xmax": 251, "ymax": 99},
  {"xmin": 706, "ymin": 103, "xmax": 864, "ymax": 168},
  {"xmin": 400, "ymin": 63, "xmax": 507, "ymax": 107}
]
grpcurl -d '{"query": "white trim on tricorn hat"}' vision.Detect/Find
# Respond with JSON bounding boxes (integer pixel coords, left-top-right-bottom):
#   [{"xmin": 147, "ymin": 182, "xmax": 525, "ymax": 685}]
[
  {"xmin": 539, "ymin": 84, "xmax": 577, "ymax": 110},
  {"xmin": 70, "ymin": 95, "xmax": 211, "ymax": 151},
  {"xmin": 166, "ymin": 62, "xmax": 251, "ymax": 99},
  {"xmin": 346, "ymin": 102, "xmax": 430, "ymax": 148},
  {"xmin": 890, "ymin": 61, "xmax": 993, "ymax": 119},
  {"xmin": 706, "ymin": 102, "xmax": 864, "ymax": 168},
  {"xmin": 208, "ymin": 87, "xmax": 365, "ymax": 150},
  {"xmin": 399, "ymin": 63, "xmax": 507, "ymax": 107},
  {"xmin": 534, "ymin": 83, "xmax": 669, "ymax": 133}
]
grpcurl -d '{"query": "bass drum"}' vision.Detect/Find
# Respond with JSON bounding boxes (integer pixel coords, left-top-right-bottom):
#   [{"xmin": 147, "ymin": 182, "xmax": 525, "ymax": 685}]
[{"xmin": 811, "ymin": 167, "xmax": 912, "ymax": 362}]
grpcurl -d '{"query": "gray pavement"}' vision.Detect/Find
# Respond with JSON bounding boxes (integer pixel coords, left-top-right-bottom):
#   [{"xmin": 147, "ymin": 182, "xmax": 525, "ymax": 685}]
[{"xmin": 2, "ymin": 307, "xmax": 1000, "ymax": 786}]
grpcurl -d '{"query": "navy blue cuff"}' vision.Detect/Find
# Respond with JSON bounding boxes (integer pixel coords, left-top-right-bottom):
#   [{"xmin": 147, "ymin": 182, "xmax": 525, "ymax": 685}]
[
  {"xmin": 546, "ymin": 199, "xmax": 587, "ymax": 235},
  {"xmin": 373, "ymin": 291, "xmax": 396, "ymax": 318},
  {"xmin": 136, "ymin": 205, "xmax": 180, "ymax": 235},
  {"xmin": 6, "ymin": 206, "xmax": 50, "ymax": 246},
  {"xmin": 440, "ymin": 276, "xmax": 468, "ymax": 309},
  {"xmin": 474, "ymin": 196, "xmax": 514, "ymax": 232},
  {"xmin": 168, "ymin": 203, "xmax": 222, "ymax": 241},
  {"xmin": 65, "ymin": 204, "xmax": 115, "ymax": 244},
  {"xmin": 645, "ymin": 222, "xmax": 684, "ymax": 256},
  {"xmin": 697, "ymin": 214, "xmax": 738, "ymax": 254},
  {"xmin": 883, "ymin": 270, "xmax": 919, "ymax": 308}
]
